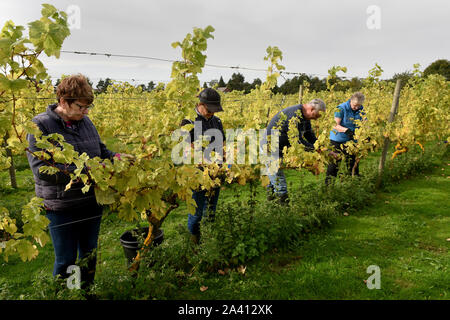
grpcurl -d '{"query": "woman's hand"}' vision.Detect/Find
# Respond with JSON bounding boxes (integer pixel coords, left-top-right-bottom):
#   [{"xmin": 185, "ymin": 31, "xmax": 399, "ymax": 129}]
[
  {"xmin": 115, "ymin": 153, "xmax": 136, "ymax": 164},
  {"xmin": 333, "ymin": 124, "xmax": 348, "ymax": 133}
]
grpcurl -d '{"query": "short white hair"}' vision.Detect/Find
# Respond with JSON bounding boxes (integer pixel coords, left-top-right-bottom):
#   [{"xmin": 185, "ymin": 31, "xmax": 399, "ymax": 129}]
[
  {"xmin": 351, "ymin": 92, "xmax": 365, "ymax": 104},
  {"xmin": 308, "ymin": 98, "xmax": 326, "ymax": 112}
]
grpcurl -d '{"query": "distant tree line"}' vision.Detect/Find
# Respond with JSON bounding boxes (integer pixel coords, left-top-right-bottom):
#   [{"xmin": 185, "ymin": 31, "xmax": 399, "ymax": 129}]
[{"xmin": 52, "ymin": 59, "xmax": 448, "ymax": 95}]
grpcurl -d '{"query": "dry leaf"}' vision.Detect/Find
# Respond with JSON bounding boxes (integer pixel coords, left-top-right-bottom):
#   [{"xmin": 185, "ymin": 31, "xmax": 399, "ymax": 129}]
[
  {"xmin": 237, "ymin": 265, "xmax": 247, "ymax": 275},
  {"xmin": 218, "ymin": 269, "xmax": 226, "ymax": 275},
  {"xmin": 200, "ymin": 286, "xmax": 208, "ymax": 292},
  {"xmin": 343, "ymin": 212, "xmax": 349, "ymax": 216}
]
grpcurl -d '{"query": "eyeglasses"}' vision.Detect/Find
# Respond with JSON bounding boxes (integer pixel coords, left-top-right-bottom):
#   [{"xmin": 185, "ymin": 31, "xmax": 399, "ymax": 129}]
[{"xmin": 73, "ymin": 102, "xmax": 94, "ymax": 111}]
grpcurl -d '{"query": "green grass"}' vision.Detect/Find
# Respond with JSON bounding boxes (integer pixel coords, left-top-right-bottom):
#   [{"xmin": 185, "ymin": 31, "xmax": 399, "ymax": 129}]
[
  {"xmin": 175, "ymin": 163, "xmax": 449, "ymax": 299},
  {"xmin": 0, "ymin": 148, "xmax": 448, "ymax": 299}
]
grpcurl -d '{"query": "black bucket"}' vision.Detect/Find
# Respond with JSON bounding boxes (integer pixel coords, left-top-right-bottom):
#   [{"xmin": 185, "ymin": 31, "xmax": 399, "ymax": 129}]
[{"xmin": 119, "ymin": 227, "xmax": 164, "ymax": 264}]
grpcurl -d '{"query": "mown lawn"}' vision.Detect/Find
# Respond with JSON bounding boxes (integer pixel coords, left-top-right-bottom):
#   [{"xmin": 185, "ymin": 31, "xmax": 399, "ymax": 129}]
[
  {"xmin": 175, "ymin": 163, "xmax": 449, "ymax": 299},
  {"xmin": 0, "ymin": 150, "xmax": 448, "ymax": 300}
]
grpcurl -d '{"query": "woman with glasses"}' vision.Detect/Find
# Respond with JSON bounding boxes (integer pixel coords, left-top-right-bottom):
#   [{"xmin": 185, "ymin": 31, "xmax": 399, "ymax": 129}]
[{"xmin": 26, "ymin": 74, "xmax": 129, "ymax": 295}]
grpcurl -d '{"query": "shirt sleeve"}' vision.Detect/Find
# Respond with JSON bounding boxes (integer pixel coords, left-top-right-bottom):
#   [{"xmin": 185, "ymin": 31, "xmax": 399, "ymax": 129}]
[
  {"xmin": 334, "ymin": 107, "xmax": 344, "ymax": 119},
  {"xmin": 298, "ymin": 120, "xmax": 316, "ymax": 152},
  {"xmin": 99, "ymin": 140, "xmax": 116, "ymax": 159}
]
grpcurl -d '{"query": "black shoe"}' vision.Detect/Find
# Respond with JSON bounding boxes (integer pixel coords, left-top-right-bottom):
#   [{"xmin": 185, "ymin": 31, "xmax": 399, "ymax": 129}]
[
  {"xmin": 190, "ymin": 233, "xmax": 200, "ymax": 245},
  {"xmin": 266, "ymin": 185, "xmax": 276, "ymax": 201},
  {"xmin": 277, "ymin": 193, "xmax": 289, "ymax": 205}
]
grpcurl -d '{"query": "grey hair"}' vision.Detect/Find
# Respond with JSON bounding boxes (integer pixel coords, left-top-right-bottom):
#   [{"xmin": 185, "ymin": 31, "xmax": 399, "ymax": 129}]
[
  {"xmin": 351, "ymin": 92, "xmax": 365, "ymax": 104},
  {"xmin": 308, "ymin": 98, "xmax": 326, "ymax": 112}
]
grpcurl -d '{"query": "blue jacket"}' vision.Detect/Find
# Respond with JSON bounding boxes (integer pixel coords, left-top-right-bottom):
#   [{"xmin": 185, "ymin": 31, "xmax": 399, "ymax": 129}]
[{"xmin": 329, "ymin": 100, "xmax": 364, "ymax": 143}]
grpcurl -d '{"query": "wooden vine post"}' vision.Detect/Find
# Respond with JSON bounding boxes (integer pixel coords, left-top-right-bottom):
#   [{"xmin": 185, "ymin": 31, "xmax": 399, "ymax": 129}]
[
  {"xmin": 298, "ymin": 84, "xmax": 303, "ymax": 104},
  {"xmin": 376, "ymin": 79, "xmax": 401, "ymax": 188}
]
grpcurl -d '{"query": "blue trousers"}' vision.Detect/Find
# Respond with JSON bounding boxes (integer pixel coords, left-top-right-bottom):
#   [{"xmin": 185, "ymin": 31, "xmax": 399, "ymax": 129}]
[
  {"xmin": 267, "ymin": 165, "xmax": 288, "ymax": 196},
  {"xmin": 260, "ymin": 140, "xmax": 286, "ymax": 196},
  {"xmin": 187, "ymin": 187, "xmax": 220, "ymax": 235},
  {"xmin": 46, "ymin": 204, "xmax": 103, "ymax": 289}
]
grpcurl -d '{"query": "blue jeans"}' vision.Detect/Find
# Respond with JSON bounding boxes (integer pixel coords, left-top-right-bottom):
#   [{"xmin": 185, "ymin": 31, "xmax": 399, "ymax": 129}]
[
  {"xmin": 267, "ymin": 166, "xmax": 288, "ymax": 196},
  {"xmin": 187, "ymin": 187, "xmax": 220, "ymax": 235},
  {"xmin": 46, "ymin": 204, "xmax": 103, "ymax": 289},
  {"xmin": 259, "ymin": 137, "xmax": 286, "ymax": 196}
]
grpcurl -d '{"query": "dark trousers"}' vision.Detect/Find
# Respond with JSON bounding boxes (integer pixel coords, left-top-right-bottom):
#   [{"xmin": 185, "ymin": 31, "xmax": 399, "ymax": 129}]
[
  {"xmin": 325, "ymin": 140, "xmax": 359, "ymax": 185},
  {"xmin": 187, "ymin": 187, "xmax": 220, "ymax": 235},
  {"xmin": 46, "ymin": 204, "xmax": 103, "ymax": 289}
]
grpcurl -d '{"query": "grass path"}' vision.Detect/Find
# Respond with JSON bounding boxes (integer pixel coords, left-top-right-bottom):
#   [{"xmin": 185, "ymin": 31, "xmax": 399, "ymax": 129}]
[{"xmin": 174, "ymin": 163, "xmax": 449, "ymax": 299}]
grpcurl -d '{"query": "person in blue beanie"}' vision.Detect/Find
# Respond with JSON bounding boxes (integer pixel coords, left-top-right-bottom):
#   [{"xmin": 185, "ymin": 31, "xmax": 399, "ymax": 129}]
[{"xmin": 325, "ymin": 92, "xmax": 365, "ymax": 185}]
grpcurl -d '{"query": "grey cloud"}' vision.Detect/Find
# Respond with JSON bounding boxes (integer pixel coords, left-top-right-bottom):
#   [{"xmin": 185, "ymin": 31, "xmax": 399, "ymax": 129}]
[{"xmin": 1, "ymin": 0, "xmax": 449, "ymax": 84}]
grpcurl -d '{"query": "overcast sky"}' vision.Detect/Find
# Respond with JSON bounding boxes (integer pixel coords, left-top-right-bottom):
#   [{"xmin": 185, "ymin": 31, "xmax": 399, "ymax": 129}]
[{"xmin": 1, "ymin": 0, "xmax": 449, "ymax": 86}]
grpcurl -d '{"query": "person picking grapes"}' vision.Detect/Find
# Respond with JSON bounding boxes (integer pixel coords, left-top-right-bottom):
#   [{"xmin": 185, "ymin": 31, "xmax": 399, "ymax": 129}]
[
  {"xmin": 262, "ymin": 99, "xmax": 337, "ymax": 204},
  {"xmin": 181, "ymin": 88, "xmax": 226, "ymax": 244},
  {"xmin": 325, "ymin": 92, "xmax": 365, "ymax": 185},
  {"xmin": 26, "ymin": 74, "xmax": 132, "ymax": 294}
]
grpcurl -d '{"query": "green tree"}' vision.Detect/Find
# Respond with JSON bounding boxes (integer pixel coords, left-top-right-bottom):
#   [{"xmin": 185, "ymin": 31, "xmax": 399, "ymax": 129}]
[
  {"xmin": 423, "ymin": 59, "xmax": 450, "ymax": 81},
  {"xmin": 390, "ymin": 71, "xmax": 413, "ymax": 88},
  {"xmin": 277, "ymin": 74, "xmax": 310, "ymax": 94},
  {"xmin": 218, "ymin": 76, "xmax": 226, "ymax": 87},
  {"xmin": 251, "ymin": 78, "xmax": 262, "ymax": 89},
  {"xmin": 86, "ymin": 77, "xmax": 93, "ymax": 87},
  {"xmin": 96, "ymin": 78, "xmax": 112, "ymax": 93},
  {"xmin": 208, "ymin": 79, "xmax": 218, "ymax": 88},
  {"xmin": 227, "ymin": 72, "xmax": 245, "ymax": 91},
  {"xmin": 309, "ymin": 76, "xmax": 327, "ymax": 92},
  {"xmin": 146, "ymin": 81, "xmax": 155, "ymax": 91},
  {"xmin": 346, "ymin": 77, "xmax": 363, "ymax": 91}
]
